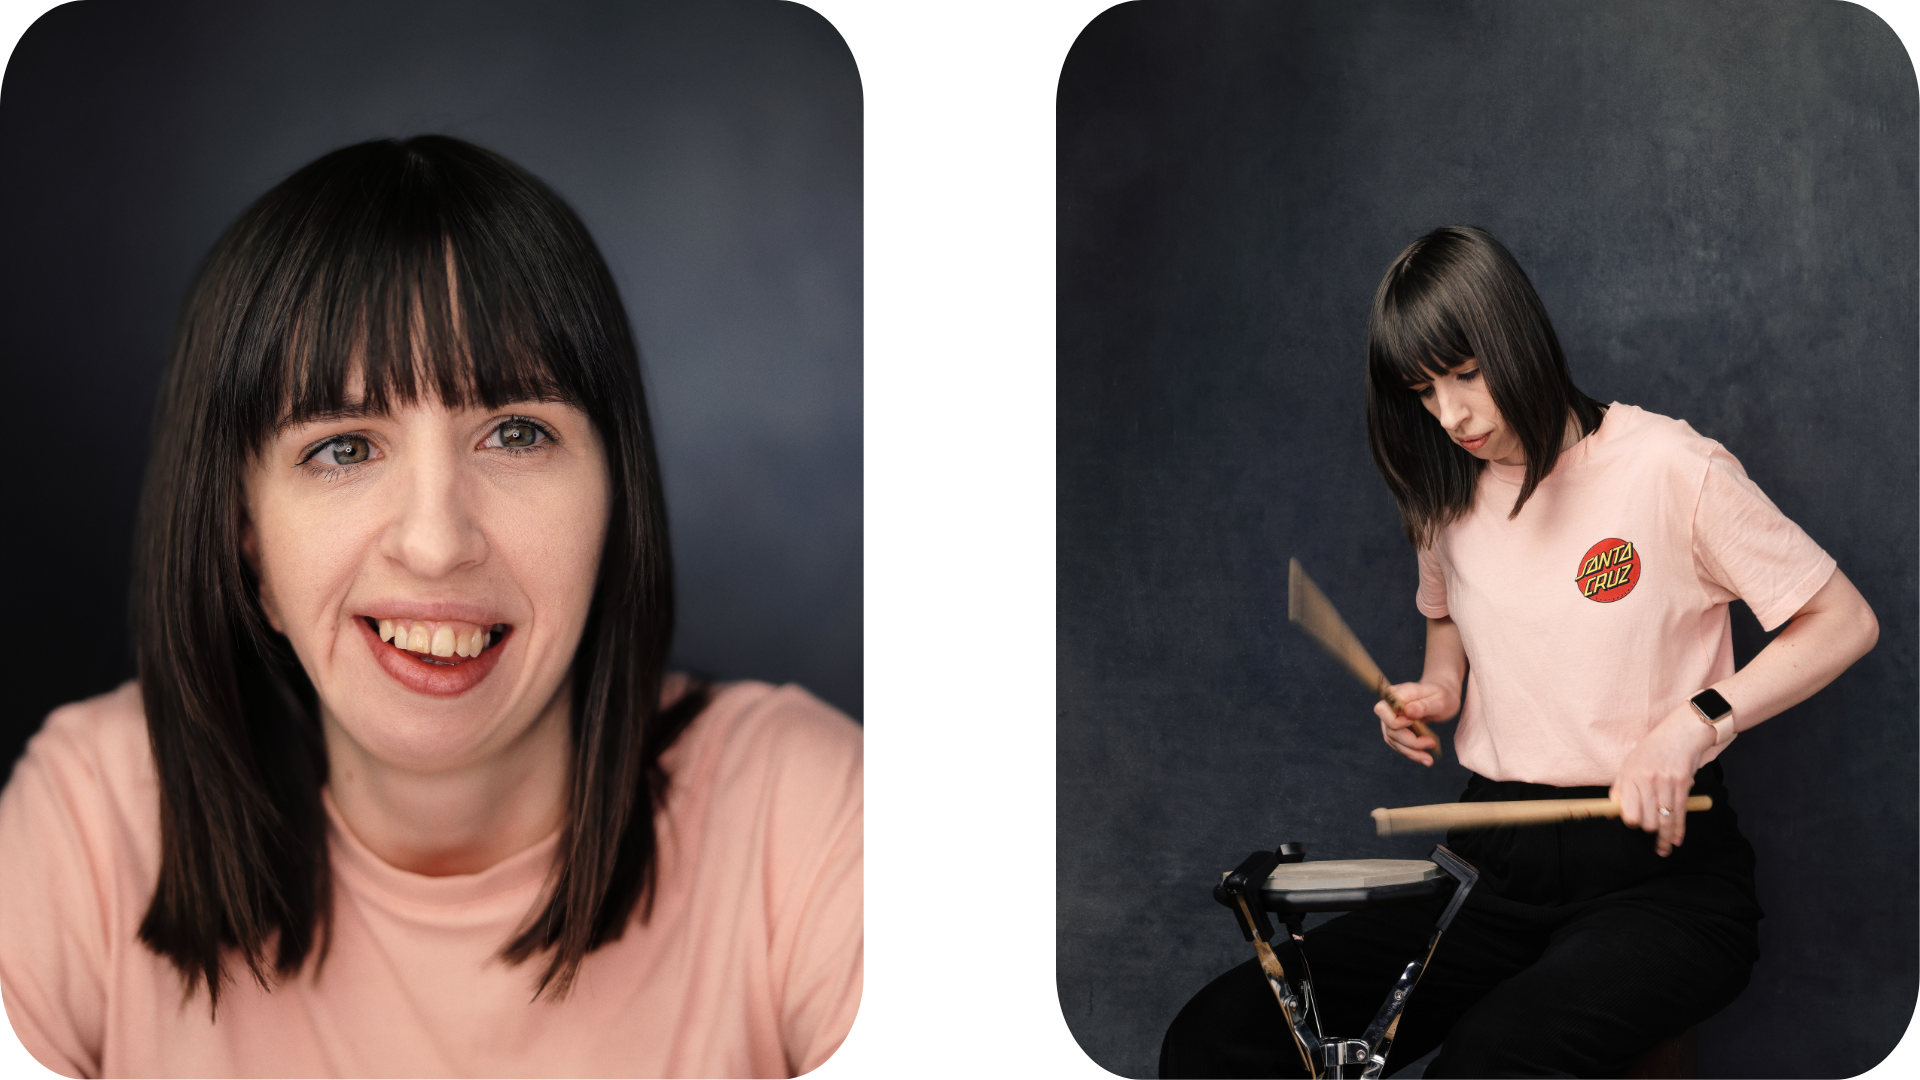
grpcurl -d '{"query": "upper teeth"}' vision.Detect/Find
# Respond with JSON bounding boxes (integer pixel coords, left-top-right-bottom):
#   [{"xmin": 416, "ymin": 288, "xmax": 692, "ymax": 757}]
[{"xmin": 378, "ymin": 619, "xmax": 495, "ymax": 658}]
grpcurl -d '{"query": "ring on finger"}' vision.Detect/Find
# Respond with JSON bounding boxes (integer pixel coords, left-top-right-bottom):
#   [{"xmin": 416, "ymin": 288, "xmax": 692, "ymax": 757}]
[{"xmin": 1658, "ymin": 806, "xmax": 1671, "ymax": 817}]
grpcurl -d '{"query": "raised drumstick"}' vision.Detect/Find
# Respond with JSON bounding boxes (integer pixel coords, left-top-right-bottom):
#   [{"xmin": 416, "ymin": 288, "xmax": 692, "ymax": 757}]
[
  {"xmin": 1287, "ymin": 558, "xmax": 1440, "ymax": 759},
  {"xmin": 1371, "ymin": 795, "xmax": 1714, "ymax": 836}
]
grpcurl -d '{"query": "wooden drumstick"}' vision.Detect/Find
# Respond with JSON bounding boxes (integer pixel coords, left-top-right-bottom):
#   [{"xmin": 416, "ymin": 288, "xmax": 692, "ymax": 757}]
[
  {"xmin": 1371, "ymin": 795, "xmax": 1714, "ymax": 836},
  {"xmin": 1288, "ymin": 558, "xmax": 1440, "ymax": 758}
]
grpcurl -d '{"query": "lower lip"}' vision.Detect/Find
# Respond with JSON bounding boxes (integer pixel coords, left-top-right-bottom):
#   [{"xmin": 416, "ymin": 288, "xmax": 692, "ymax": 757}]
[
  {"xmin": 1458, "ymin": 433, "xmax": 1491, "ymax": 452},
  {"xmin": 356, "ymin": 617, "xmax": 510, "ymax": 697}
]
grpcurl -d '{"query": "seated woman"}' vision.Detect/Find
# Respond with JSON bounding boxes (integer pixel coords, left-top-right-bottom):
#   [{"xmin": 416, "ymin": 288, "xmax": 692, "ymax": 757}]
[
  {"xmin": 0, "ymin": 136, "xmax": 862, "ymax": 1078},
  {"xmin": 1161, "ymin": 226, "xmax": 1877, "ymax": 1077}
]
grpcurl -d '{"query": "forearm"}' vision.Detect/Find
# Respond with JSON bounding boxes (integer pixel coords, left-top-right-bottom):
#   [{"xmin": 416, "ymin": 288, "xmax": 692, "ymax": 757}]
[
  {"xmin": 1420, "ymin": 616, "xmax": 1468, "ymax": 711},
  {"xmin": 1713, "ymin": 568, "xmax": 1879, "ymax": 735},
  {"xmin": 1375, "ymin": 617, "xmax": 1470, "ymax": 765}
]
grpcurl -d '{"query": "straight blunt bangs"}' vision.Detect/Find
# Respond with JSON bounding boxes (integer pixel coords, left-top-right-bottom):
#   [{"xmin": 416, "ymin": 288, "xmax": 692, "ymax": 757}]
[
  {"xmin": 1364, "ymin": 226, "xmax": 1604, "ymax": 547},
  {"xmin": 132, "ymin": 136, "xmax": 708, "ymax": 1010},
  {"xmin": 221, "ymin": 137, "xmax": 611, "ymax": 450}
]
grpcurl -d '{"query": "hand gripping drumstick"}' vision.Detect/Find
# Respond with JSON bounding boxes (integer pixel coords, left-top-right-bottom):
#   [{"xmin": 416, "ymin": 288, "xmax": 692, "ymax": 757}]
[
  {"xmin": 1287, "ymin": 558, "xmax": 1440, "ymax": 759},
  {"xmin": 1371, "ymin": 795, "xmax": 1714, "ymax": 836}
]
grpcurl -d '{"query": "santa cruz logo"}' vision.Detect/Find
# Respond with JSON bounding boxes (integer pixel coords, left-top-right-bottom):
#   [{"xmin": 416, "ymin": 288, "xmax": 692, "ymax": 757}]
[{"xmin": 1576, "ymin": 538, "xmax": 1640, "ymax": 602}]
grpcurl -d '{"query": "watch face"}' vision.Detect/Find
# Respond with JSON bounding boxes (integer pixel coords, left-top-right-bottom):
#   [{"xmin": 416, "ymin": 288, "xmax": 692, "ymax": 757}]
[{"xmin": 1692, "ymin": 688, "xmax": 1733, "ymax": 721}]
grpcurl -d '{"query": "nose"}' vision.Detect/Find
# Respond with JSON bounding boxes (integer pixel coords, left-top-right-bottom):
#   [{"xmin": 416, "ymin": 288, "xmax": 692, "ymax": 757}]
[
  {"xmin": 1430, "ymin": 383, "xmax": 1472, "ymax": 432},
  {"xmin": 381, "ymin": 445, "xmax": 488, "ymax": 579}
]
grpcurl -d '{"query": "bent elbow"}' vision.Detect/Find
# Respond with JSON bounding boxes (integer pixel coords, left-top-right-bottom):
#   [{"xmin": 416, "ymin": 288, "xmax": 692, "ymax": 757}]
[{"xmin": 1857, "ymin": 602, "xmax": 1881, "ymax": 660}]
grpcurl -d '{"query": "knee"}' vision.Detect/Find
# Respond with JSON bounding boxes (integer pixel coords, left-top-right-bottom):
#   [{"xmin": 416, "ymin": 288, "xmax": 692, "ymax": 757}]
[
  {"xmin": 1157, "ymin": 996, "xmax": 1215, "ymax": 1079},
  {"xmin": 1422, "ymin": 1007, "xmax": 1556, "ymax": 1079}
]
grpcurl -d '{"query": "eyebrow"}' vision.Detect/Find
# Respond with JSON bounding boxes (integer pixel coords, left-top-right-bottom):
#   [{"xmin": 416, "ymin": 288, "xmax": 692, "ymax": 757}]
[
  {"xmin": 272, "ymin": 393, "xmax": 578, "ymax": 436},
  {"xmin": 1409, "ymin": 359, "xmax": 1479, "ymax": 386},
  {"xmin": 273, "ymin": 401, "xmax": 386, "ymax": 435}
]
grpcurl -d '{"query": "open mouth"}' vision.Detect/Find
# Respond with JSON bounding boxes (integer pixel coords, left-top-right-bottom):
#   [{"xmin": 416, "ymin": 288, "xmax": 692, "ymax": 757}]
[{"xmin": 365, "ymin": 617, "xmax": 511, "ymax": 666}]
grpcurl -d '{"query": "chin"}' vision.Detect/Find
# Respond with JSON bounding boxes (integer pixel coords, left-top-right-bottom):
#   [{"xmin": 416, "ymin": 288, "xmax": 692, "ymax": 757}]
[
  {"xmin": 335, "ymin": 699, "xmax": 508, "ymax": 769},
  {"xmin": 318, "ymin": 662, "xmax": 526, "ymax": 769}
]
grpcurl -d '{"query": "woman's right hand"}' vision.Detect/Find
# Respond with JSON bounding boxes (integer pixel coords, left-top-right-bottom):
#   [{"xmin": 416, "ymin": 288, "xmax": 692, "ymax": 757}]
[{"xmin": 1374, "ymin": 681, "xmax": 1458, "ymax": 767}]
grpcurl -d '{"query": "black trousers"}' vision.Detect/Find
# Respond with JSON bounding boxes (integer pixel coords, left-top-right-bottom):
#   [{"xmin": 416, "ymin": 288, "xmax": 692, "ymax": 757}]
[{"xmin": 1160, "ymin": 763, "xmax": 1762, "ymax": 1078}]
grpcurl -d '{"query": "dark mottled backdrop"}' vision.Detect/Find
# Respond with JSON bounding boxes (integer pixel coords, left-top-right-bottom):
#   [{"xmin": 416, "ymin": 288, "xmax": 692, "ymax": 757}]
[
  {"xmin": 1057, "ymin": 2, "xmax": 1915, "ymax": 1076},
  {"xmin": 0, "ymin": 0, "xmax": 862, "ymax": 770}
]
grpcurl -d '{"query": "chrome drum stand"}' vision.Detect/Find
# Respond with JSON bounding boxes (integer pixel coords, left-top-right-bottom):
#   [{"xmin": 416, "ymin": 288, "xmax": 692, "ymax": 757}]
[{"xmin": 1214, "ymin": 843, "xmax": 1480, "ymax": 1079}]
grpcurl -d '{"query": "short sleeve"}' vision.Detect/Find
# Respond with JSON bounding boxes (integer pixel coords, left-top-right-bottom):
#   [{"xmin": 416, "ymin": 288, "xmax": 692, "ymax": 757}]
[
  {"xmin": 1691, "ymin": 446, "xmax": 1837, "ymax": 631},
  {"xmin": 0, "ymin": 709, "xmax": 118, "ymax": 1079},
  {"xmin": 777, "ymin": 783, "xmax": 860, "ymax": 1076},
  {"xmin": 1416, "ymin": 544, "xmax": 1449, "ymax": 619},
  {"xmin": 752, "ymin": 690, "xmax": 862, "ymax": 1076}
]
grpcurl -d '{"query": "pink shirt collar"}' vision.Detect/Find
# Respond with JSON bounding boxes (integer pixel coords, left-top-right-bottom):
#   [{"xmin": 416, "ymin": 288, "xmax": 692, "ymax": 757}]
[
  {"xmin": 1483, "ymin": 401, "xmax": 1630, "ymax": 486},
  {"xmin": 321, "ymin": 786, "xmax": 561, "ymax": 907}
]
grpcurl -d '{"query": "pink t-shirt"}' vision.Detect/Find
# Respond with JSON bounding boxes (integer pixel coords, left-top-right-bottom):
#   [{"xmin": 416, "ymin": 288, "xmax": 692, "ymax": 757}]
[
  {"xmin": 0, "ymin": 680, "xmax": 862, "ymax": 1078},
  {"xmin": 1416, "ymin": 403, "xmax": 1835, "ymax": 787}
]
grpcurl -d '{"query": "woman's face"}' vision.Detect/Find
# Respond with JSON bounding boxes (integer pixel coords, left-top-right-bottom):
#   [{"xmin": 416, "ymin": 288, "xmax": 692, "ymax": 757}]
[
  {"xmin": 242, "ymin": 390, "xmax": 610, "ymax": 774},
  {"xmin": 1408, "ymin": 358, "xmax": 1525, "ymax": 467}
]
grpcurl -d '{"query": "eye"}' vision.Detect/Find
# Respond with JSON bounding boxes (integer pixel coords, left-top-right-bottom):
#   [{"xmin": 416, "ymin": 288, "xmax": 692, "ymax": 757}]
[
  {"xmin": 485, "ymin": 417, "xmax": 553, "ymax": 452},
  {"xmin": 301, "ymin": 435, "xmax": 375, "ymax": 468},
  {"xmin": 1455, "ymin": 367, "xmax": 1481, "ymax": 383},
  {"xmin": 1410, "ymin": 383, "xmax": 1434, "ymax": 399}
]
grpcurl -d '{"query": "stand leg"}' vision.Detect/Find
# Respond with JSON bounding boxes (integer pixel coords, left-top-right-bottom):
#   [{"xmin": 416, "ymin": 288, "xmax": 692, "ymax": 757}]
[
  {"xmin": 1355, "ymin": 845, "xmax": 1479, "ymax": 1079},
  {"xmin": 1233, "ymin": 894, "xmax": 1325, "ymax": 1078},
  {"xmin": 1219, "ymin": 849, "xmax": 1325, "ymax": 1077}
]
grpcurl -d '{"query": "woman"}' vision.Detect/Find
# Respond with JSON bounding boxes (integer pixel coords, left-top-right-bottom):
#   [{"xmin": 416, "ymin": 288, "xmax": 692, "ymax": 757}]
[
  {"xmin": 1161, "ymin": 226, "xmax": 1877, "ymax": 1077},
  {"xmin": 0, "ymin": 136, "xmax": 862, "ymax": 1078}
]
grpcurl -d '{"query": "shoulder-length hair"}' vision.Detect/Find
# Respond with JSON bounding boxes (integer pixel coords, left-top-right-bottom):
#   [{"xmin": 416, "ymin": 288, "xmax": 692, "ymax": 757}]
[
  {"xmin": 1364, "ymin": 225, "xmax": 1605, "ymax": 547},
  {"xmin": 131, "ymin": 135, "xmax": 707, "ymax": 1009}
]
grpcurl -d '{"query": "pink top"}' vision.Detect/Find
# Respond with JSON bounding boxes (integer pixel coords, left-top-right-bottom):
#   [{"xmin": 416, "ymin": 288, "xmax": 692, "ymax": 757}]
[
  {"xmin": 1416, "ymin": 403, "xmax": 1836, "ymax": 787},
  {"xmin": 0, "ymin": 680, "xmax": 862, "ymax": 1078}
]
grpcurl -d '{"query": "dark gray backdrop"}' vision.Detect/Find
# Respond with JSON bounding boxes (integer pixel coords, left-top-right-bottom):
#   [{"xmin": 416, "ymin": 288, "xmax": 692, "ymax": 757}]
[
  {"xmin": 1057, "ymin": 2, "xmax": 1916, "ymax": 1077},
  {"xmin": 0, "ymin": 0, "xmax": 862, "ymax": 774}
]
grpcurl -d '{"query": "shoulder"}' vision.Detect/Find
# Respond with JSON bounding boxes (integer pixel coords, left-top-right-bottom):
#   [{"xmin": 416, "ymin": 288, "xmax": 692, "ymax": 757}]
[
  {"xmin": 1599, "ymin": 403, "xmax": 1720, "ymax": 463},
  {"xmin": 664, "ymin": 681, "xmax": 862, "ymax": 808},
  {"xmin": 6, "ymin": 681, "xmax": 157, "ymax": 821},
  {"xmin": 654, "ymin": 681, "xmax": 862, "ymax": 929},
  {"xmin": 0, "ymin": 681, "xmax": 162, "ymax": 891},
  {"xmin": 1590, "ymin": 403, "xmax": 1736, "ymax": 493},
  {"xmin": 0, "ymin": 683, "xmax": 160, "ymax": 1078},
  {"xmin": 681, "ymin": 680, "xmax": 861, "ymax": 759}
]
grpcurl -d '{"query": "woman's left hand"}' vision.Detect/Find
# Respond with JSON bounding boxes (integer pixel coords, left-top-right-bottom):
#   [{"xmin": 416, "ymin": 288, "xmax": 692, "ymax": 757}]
[{"xmin": 1609, "ymin": 705, "xmax": 1718, "ymax": 857}]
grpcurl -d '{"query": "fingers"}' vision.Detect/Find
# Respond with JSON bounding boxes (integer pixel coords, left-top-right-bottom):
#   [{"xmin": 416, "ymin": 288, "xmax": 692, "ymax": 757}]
[
  {"xmin": 1658, "ymin": 783, "xmax": 1688, "ymax": 854},
  {"xmin": 1613, "ymin": 781, "xmax": 1642, "ymax": 830},
  {"xmin": 1381, "ymin": 730, "xmax": 1433, "ymax": 766},
  {"xmin": 1376, "ymin": 701, "xmax": 1435, "ymax": 766},
  {"xmin": 1615, "ymin": 778, "xmax": 1688, "ymax": 856},
  {"xmin": 1386, "ymin": 682, "xmax": 1436, "ymax": 719}
]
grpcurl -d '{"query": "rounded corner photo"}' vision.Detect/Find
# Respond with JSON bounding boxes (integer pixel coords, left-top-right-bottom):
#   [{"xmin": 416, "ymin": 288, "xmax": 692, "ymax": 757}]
[
  {"xmin": 0, "ymin": 1, "xmax": 862, "ymax": 1076},
  {"xmin": 1057, "ymin": 2, "xmax": 1915, "ymax": 1077}
]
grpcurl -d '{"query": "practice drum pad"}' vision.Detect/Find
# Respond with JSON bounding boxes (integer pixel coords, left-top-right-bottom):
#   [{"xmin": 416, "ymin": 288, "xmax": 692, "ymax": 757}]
[
  {"xmin": 1225, "ymin": 858, "xmax": 1450, "ymax": 914},
  {"xmin": 1263, "ymin": 859, "xmax": 1440, "ymax": 890}
]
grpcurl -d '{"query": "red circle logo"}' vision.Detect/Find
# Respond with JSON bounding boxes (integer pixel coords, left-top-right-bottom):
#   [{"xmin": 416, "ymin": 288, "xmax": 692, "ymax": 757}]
[{"xmin": 1575, "ymin": 538, "xmax": 1640, "ymax": 602}]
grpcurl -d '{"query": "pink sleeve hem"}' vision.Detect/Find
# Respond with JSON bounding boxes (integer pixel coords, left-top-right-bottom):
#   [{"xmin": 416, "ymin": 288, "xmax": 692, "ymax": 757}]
[{"xmin": 1749, "ymin": 556, "xmax": 1839, "ymax": 633}]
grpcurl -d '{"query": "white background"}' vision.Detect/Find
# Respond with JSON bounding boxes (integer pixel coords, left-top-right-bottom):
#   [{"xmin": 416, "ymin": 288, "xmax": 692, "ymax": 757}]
[{"xmin": 1, "ymin": 0, "xmax": 1914, "ymax": 1076}]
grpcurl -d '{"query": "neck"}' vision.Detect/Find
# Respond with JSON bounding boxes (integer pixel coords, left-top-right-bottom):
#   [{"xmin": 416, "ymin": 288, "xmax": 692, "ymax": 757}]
[
  {"xmin": 321, "ymin": 689, "xmax": 572, "ymax": 877},
  {"xmin": 1495, "ymin": 408, "xmax": 1592, "ymax": 468}
]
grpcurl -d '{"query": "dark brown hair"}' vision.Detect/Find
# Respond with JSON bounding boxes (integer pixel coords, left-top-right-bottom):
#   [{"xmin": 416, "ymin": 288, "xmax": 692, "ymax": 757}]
[
  {"xmin": 131, "ymin": 135, "xmax": 707, "ymax": 1010},
  {"xmin": 1364, "ymin": 225, "xmax": 1605, "ymax": 547}
]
